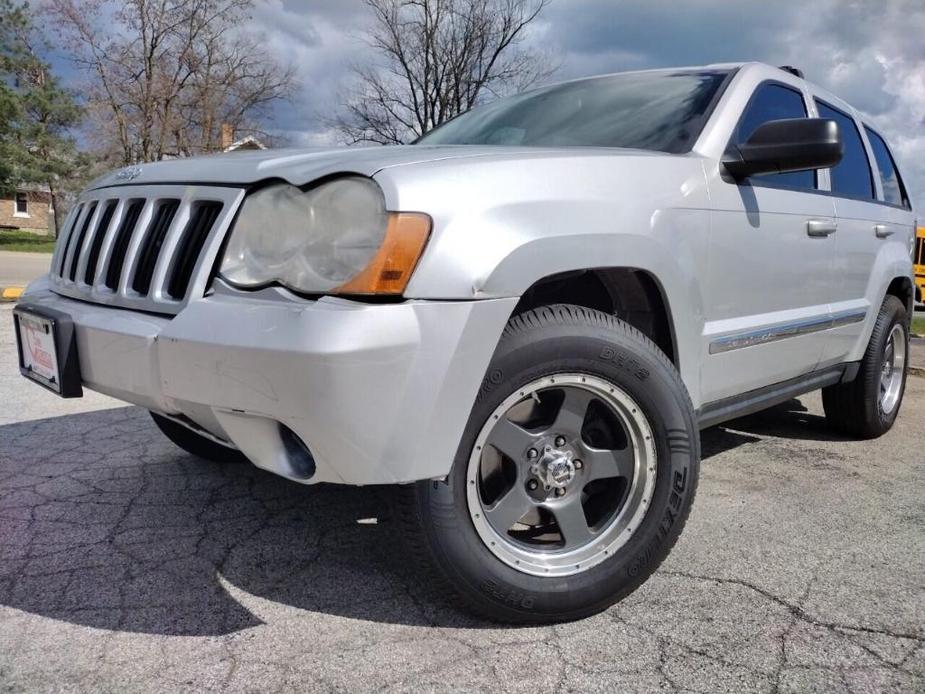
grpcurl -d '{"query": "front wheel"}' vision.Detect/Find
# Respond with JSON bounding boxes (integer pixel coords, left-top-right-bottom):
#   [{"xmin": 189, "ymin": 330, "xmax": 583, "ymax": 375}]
[{"xmin": 398, "ymin": 305, "xmax": 700, "ymax": 623}]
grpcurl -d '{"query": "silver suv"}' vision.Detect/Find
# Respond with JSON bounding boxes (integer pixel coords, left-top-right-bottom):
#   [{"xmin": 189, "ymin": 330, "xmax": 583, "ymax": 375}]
[{"xmin": 14, "ymin": 62, "xmax": 916, "ymax": 622}]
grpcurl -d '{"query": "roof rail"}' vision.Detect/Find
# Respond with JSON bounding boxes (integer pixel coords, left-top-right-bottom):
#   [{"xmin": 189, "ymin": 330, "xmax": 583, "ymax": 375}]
[{"xmin": 778, "ymin": 65, "xmax": 804, "ymax": 78}]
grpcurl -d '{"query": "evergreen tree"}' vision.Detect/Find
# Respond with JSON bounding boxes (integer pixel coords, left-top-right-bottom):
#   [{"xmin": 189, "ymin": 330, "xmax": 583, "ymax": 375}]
[{"xmin": 0, "ymin": 0, "xmax": 83, "ymax": 235}]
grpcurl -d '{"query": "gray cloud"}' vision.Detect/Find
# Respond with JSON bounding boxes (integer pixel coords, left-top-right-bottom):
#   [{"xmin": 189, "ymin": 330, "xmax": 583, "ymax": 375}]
[
  {"xmin": 779, "ymin": 0, "xmax": 925, "ymax": 208},
  {"xmin": 246, "ymin": 0, "xmax": 371, "ymax": 145},
  {"xmin": 240, "ymin": 0, "xmax": 925, "ymax": 206}
]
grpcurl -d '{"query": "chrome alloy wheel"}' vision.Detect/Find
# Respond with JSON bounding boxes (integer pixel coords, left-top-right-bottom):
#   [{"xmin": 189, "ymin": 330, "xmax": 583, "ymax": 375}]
[
  {"xmin": 466, "ymin": 374, "xmax": 657, "ymax": 577},
  {"xmin": 879, "ymin": 323, "xmax": 906, "ymax": 415}
]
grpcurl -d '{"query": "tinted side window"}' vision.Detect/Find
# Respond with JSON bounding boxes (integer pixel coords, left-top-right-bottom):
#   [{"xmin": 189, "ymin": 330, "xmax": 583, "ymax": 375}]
[
  {"xmin": 865, "ymin": 127, "xmax": 911, "ymax": 208},
  {"xmin": 734, "ymin": 83, "xmax": 815, "ymax": 191},
  {"xmin": 815, "ymin": 101, "xmax": 873, "ymax": 200}
]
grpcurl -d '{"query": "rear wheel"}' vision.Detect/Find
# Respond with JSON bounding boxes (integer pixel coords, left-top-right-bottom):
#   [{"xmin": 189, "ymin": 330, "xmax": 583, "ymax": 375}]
[
  {"xmin": 398, "ymin": 304, "xmax": 700, "ymax": 623},
  {"xmin": 150, "ymin": 412, "xmax": 248, "ymax": 464},
  {"xmin": 822, "ymin": 295, "xmax": 908, "ymax": 438}
]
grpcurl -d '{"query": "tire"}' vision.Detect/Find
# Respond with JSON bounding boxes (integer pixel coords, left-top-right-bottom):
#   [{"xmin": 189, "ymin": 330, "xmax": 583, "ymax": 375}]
[
  {"xmin": 150, "ymin": 412, "xmax": 249, "ymax": 463},
  {"xmin": 822, "ymin": 295, "xmax": 909, "ymax": 439},
  {"xmin": 397, "ymin": 304, "xmax": 700, "ymax": 623}
]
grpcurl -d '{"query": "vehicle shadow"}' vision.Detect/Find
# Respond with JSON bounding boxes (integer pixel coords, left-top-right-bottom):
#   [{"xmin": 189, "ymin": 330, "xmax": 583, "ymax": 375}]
[
  {"xmin": 0, "ymin": 398, "xmax": 839, "ymax": 636},
  {"xmin": 0, "ymin": 407, "xmax": 469, "ymax": 635},
  {"xmin": 710, "ymin": 397, "xmax": 853, "ymax": 443}
]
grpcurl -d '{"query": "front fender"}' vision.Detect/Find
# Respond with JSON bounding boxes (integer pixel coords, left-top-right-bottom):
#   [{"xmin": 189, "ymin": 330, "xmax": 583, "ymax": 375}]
[
  {"xmin": 374, "ymin": 153, "xmax": 712, "ymax": 406},
  {"xmin": 472, "ymin": 226, "xmax": 707, "ymax": 406}
]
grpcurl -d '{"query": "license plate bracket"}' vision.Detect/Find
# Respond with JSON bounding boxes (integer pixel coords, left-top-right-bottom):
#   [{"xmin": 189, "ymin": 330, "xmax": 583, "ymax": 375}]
[{"xmin": 13, "ymin": 304, "xmax": 83, "ymax": 398}]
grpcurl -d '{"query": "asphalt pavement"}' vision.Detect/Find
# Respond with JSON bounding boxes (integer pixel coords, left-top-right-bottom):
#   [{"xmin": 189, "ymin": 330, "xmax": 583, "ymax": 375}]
[
  {"xmin": 0, "ymin": 302, "xmax": 923, "ymax": 693},
  {"xmin": 0, "ymin": 251, "xmax": 51, "ymax": 290}
]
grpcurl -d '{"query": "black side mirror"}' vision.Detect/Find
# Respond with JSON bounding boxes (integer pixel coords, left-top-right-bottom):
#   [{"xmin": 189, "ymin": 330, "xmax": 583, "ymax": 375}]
[{"xmin": 723, "ymin": 118, "xmax": 843, "ymax": 180}]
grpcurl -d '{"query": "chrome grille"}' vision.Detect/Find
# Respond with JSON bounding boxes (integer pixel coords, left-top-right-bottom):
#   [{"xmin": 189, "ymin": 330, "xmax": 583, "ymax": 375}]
[{"xmin": 49, "ymin": 184, "xmax": 244, "ymax": 315}]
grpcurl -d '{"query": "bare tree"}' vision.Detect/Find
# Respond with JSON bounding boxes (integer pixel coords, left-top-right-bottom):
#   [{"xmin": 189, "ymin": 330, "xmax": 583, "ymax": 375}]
[
  {"xmin": 45, "ymin": 0, "xmax": 295, "ymax": 164},
  {"xmin": 334, "ymin": 0, "xmax": 554, "ymax": 145}
]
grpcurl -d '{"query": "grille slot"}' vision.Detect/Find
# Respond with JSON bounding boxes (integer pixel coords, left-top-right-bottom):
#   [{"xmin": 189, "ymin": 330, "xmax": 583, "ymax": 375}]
[
  {"xmin": 83, "ymin": 200, "xmax": 118, "ymax": 285},
  {"xmin": 54, "ymin": 205, "xmax": 82, "ymax": 276},
  {"xmin": 167, "ymin": 201, "xmax": 224, "ymax": 299},
  {"xmin": 104, "ymin": 199, "xmax": 145, "ymax": 291},
  {"xmin": 131, "ymin": 200, "xmax": 180, "ymax": 295},
  {"xmin": 50, "ymin": 184, "xmax": 242, "ymax": 315},
  {"xmin": 65, "ymin": 202, "xmax": 97, "ymax": 281}
]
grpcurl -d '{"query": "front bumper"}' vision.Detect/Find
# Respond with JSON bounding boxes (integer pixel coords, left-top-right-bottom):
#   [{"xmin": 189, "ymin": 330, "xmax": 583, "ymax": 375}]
[{"xmin": 20, "ymin": 278, "xmax": 516, "ymax": 485}]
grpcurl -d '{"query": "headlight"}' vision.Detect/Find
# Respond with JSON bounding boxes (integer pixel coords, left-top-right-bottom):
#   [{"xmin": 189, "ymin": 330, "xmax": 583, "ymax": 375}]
[{"xmin": 219, "ymin": 177, "xmax": 431, "ymax": 295}]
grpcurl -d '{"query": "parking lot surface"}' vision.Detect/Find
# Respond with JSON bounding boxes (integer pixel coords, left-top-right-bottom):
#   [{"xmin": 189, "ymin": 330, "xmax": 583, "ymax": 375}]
[{"xmin": 1, "ymin": 303, "xmax": 923, "ymax": 693}]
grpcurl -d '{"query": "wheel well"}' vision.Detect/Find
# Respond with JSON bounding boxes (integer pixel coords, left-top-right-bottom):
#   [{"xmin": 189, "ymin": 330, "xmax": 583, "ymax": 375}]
[
  {"xmin": 886, "ymin": 276, "xmax": 914, "ymax": 316},
  {"xmin": 512, "ymin": 268, "xmax": 678, "ymax": 365}
]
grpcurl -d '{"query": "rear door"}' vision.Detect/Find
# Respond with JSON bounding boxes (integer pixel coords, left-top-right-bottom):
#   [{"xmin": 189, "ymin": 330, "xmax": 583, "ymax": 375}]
[
  {"xmin": 701, "ymin": 81, "xmax": 837, "ymax": 403},
  {"xmin": 818, "ymin": 110, "xmax": 916, "ymax": 367},
  {"xmin": 811, "ymin": 99, "xmax": 881, "ymax": 366}
]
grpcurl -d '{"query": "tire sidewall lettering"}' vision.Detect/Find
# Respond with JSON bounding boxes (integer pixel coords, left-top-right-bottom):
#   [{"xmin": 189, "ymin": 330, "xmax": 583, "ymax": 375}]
[{"xmin": 599, "ymin": 346, "xmax": 651, "ymax": 381}]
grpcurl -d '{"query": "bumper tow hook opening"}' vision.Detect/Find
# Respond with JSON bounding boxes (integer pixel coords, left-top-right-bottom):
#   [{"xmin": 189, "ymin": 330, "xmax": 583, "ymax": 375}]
[{"xmin": 279, "ymin": 424, "xmax": 316, "ymax": 480}]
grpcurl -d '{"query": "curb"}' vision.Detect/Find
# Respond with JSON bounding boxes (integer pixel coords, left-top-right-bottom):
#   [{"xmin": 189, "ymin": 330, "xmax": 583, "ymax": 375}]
[
  {"xmin": 912, "ymin": 335, "xmax": 924, "ymax": 377},
  {"xmin": 1, "ymin": 286, "xmax": 24, "ymax": 301}
]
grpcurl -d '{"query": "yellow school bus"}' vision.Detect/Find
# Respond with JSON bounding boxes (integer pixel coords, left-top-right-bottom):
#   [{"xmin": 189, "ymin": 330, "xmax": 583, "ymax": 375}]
[{"xmin": 916, "ymin": 227, "xmax": 925, "ymax": 304}]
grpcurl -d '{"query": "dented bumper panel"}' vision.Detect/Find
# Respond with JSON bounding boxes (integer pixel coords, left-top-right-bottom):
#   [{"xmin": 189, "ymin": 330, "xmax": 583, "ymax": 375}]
[{"xmin": 21, "ymin": 279, "xmax": 516, "ymax": 485}]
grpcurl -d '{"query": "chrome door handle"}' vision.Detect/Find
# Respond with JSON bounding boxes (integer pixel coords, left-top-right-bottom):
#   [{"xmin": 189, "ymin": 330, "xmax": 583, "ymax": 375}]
[
  {"xmin": 806, "ymin": 220, "xmax": 837, "ymax": 237},
  {"xmin": 874, "ymin": 224, "xmax": 894, "ymax": 238}
]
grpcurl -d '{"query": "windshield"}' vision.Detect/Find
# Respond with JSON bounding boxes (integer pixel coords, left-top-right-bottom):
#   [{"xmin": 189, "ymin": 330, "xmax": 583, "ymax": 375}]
[{"xmin": 416, "ymin": 70, "xmax": 731, "ymax": 154}]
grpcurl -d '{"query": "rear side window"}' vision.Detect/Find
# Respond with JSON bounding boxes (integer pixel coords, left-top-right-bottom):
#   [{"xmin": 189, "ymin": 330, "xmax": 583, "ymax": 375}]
[
  {"xmin": 734, "ymin": 83, "xmax": 815, "ymax": 191},
  {"xmin": 865, "ymin": 127, "xmax": 911, "ymax": 208},
  {"xmin": 814, "ymin": 101, "xmax": 873, "ymax": 200}
]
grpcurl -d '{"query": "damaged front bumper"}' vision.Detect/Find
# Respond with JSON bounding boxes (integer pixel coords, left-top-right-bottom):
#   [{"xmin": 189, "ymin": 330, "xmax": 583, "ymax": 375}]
[{"xmin": 19, "ymin": 278, "xmax": 516, "ymax": 485}]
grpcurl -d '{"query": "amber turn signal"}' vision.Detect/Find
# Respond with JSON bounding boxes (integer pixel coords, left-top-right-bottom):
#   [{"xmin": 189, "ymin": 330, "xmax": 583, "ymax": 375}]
[{"xmin": 335, "ymin": 212, "xmax": 432, "ymax": 295}]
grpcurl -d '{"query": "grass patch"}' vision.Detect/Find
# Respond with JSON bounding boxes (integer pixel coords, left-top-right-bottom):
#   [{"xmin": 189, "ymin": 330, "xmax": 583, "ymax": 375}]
[
  {"xmin": 0, "ymin": 230, "xmax": 56, "ymax": 253},
  {"xmin": 912, "ymin": 314, "xmax": 925, "ymax": 337}
]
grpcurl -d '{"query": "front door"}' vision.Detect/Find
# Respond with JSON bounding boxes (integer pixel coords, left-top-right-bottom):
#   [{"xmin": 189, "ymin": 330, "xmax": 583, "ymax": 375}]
[{"xmin": 701, "ymin": 81, "xmax": 837, "ymax": 404}]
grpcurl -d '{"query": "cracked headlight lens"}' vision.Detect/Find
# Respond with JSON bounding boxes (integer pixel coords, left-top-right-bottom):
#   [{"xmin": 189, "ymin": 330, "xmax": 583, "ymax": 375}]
[{"xmin": 220, "ymin": 177, "xmax": 430, "ymax": 295}]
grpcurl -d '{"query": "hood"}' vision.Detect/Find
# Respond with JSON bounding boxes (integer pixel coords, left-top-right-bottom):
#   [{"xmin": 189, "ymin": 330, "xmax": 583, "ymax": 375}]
[{"xmin": 87, "ymin": 144, "xmax": 667, "ymax": 190}]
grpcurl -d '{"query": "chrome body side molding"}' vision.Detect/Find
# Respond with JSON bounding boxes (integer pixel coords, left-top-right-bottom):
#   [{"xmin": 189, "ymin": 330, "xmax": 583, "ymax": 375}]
[{"xmin": 709, "ymin": 309, "xmax": 866, "ymax": 355}]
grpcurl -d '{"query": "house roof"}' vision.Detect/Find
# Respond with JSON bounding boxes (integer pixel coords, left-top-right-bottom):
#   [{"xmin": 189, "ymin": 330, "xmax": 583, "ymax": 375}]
[
  {"xmin": 9, "ymin": 183, "xmax": 52, "ymax": 194},
  {"xmin": 224, "ymin": 136, "xmax": 266, "ymax": 152}
]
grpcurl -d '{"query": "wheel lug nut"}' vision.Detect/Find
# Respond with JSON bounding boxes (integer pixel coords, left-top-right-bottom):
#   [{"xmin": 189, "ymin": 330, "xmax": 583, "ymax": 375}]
[
  {"xmin": 555, "ymin": 436, "xmax": 566, "ymax": 447},
  {"xmin": 574, "ymin": 459, "xmax": 583, "ymax": 470},
  {"xmin": 555, "ymin": 487, "xmax": 566, "ymax": 496},
  {"xmin": 527, "ymin": 479, "xmax": 538, "ymax": 490},
  {"xmin": 527, "ymin": 448, "xmax": 538, "ymax": 459}
]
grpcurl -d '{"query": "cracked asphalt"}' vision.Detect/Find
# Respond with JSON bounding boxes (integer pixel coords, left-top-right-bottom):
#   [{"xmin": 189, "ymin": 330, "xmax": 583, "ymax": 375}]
[{"xmin": 1, "ymin": 302, "xmax": 923, "ymax": 693}]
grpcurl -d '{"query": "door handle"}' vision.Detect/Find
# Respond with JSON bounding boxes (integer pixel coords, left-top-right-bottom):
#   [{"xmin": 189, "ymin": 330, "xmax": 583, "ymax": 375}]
[
  {"xmin": 806, "ymin": 220, "xmax": 837, "ymax": 237},
  {"xmin": 874, "ymin": 224, "xmax": 894, "ymax": 238}
]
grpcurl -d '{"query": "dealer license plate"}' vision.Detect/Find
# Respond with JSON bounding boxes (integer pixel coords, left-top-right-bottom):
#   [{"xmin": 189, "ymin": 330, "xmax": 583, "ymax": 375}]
[{"xmin": 15, "ymin": 310, "xmax": 62, "ymax": 393}]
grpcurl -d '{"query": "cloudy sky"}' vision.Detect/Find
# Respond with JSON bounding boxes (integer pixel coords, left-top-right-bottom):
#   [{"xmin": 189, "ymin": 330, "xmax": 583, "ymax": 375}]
[
  {"xmin": 240, "ymin": 0, "xmax": 925, "ymax": 208},
  {"xmin": 42, "ymin": 0, "xmax": 922, "ymax": 206}
]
